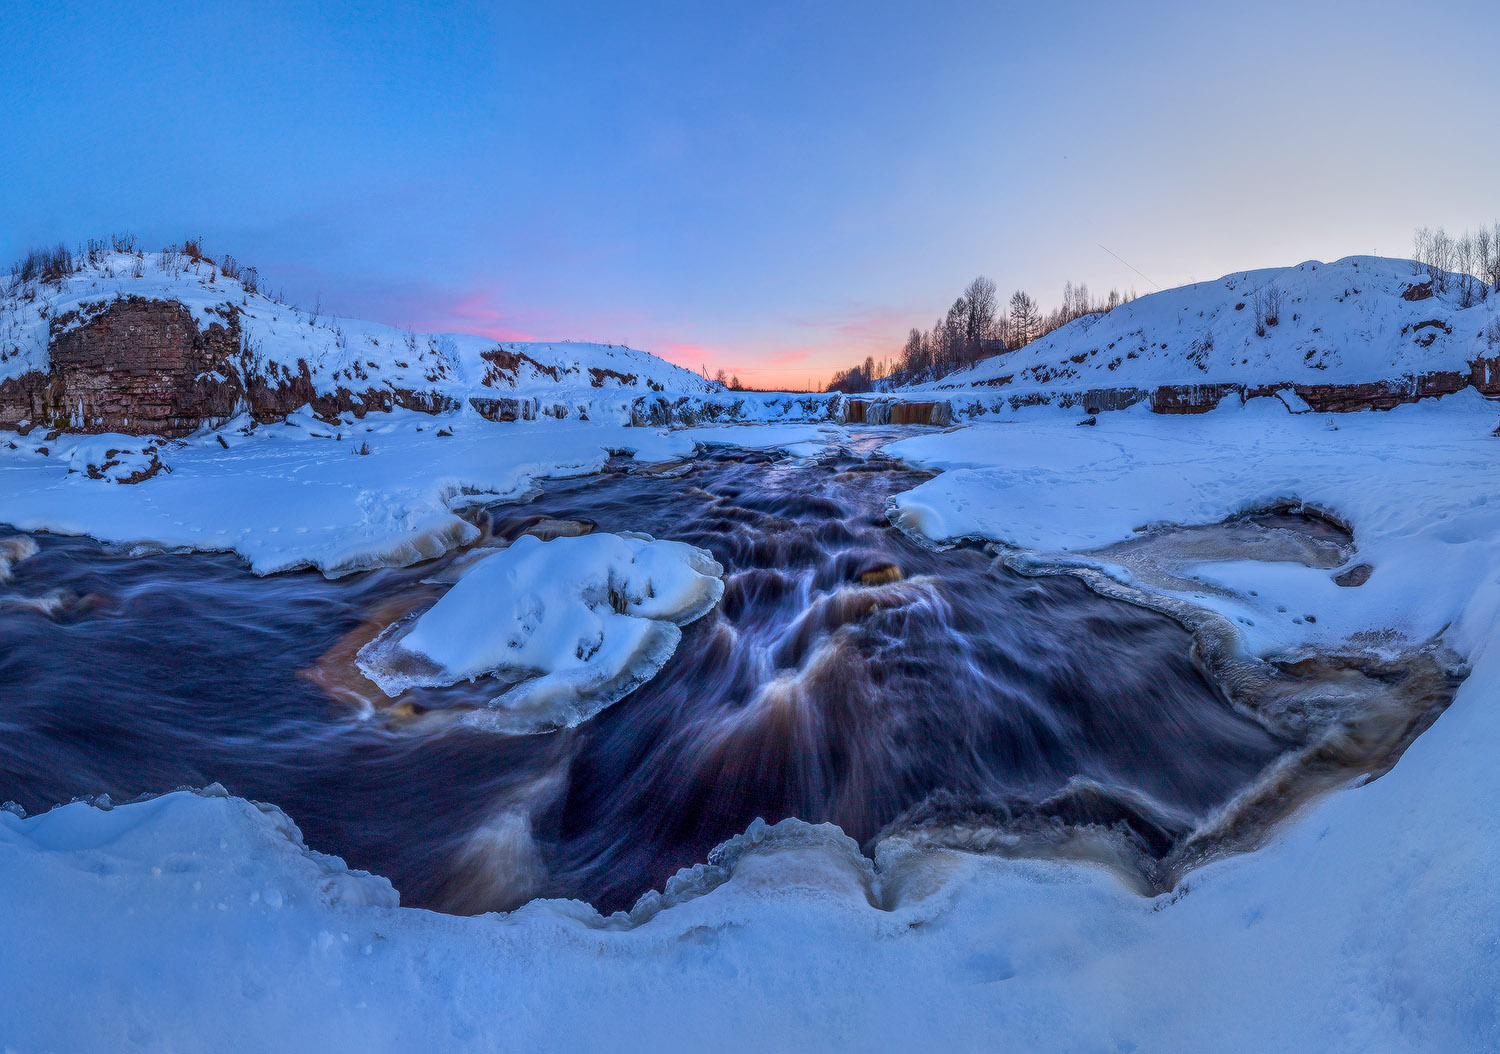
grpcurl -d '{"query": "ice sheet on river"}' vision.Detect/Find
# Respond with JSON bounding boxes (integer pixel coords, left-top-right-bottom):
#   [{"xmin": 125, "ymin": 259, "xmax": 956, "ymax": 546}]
[{"xmin": 357, "ymin": 531, "xmax": 724, "ymax": 733}]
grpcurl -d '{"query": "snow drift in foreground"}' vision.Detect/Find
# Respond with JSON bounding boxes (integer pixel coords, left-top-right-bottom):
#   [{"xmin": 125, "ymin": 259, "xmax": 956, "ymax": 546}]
[{"xmin": 357, "ymin": 532, "xmax": 724, "ymax": 733}]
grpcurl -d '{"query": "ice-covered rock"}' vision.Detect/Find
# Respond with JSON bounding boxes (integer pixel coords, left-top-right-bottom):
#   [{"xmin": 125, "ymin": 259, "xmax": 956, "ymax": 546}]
[{"xmin": 357, "ymin": 531, "xmax": 724, "ymax": 732}]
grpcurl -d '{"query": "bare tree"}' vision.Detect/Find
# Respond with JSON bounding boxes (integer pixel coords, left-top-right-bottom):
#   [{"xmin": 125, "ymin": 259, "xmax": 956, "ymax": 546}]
[
  {"xmin": 1456, "ymin": 234, "xmax": 1476, "ymax": 307},
  {"xmin": 1477, "ymin": 227, "xmax": 1493, "ymax": 294},
  {"xmin": 1489, "ymin": 223, "xmax": 1500, "ymax": 291},
  {"xmin": 1008, "ymin": 289, "xmax": 1040, "ymax": 347},
  {"xmin": 961, "ymin": 276, "xmax": 999, "ymax": 351}
]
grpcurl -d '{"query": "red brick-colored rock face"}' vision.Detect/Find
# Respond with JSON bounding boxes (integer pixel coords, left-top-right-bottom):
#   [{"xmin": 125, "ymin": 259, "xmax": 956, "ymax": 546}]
[{"xmin": 47, "ymin": 297, "xmax": 243, "ymax": 436}]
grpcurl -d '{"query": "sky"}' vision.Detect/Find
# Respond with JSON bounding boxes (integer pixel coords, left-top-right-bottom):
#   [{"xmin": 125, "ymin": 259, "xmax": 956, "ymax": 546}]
[{"xmin": 2, "ymin": 1, "xmax": 1498, "ymax": 389}]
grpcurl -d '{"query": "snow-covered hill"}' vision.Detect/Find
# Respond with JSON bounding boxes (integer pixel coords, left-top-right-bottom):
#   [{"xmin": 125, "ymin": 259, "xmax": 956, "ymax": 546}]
[
  {"xmin": 908, "ymin": 257, "xmax": 1500, "ymax": 406},
  {"xmin": 0, "ymin": 248, "xmax": 722, "ymax": 431}
]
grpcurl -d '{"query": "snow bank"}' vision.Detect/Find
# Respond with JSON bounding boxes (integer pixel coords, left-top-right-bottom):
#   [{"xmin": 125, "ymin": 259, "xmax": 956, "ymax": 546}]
[
  {"xmin": 908, "ymin": 256, "xmax": 1500, "ymax": 398},
  {"xmin": 358, "ymin": 532, "xmax": 724, "ymax": 732},
  {"xmin": 0, "ymin": 409, "xmax": 851, "ymax": 577},
  {"xmin": 0, "ymin": 411, "xmax": 699, "ymax": 575},
  {"xmin": 887, "ymin": 392, "xmax": 1500, "ymax": 659}
]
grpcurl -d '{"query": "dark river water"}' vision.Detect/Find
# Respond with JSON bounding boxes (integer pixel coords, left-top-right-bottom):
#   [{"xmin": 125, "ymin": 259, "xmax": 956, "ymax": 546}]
[{"xmin": 0, "ymin": 435, "xmax": 1291, "ymax": 913}]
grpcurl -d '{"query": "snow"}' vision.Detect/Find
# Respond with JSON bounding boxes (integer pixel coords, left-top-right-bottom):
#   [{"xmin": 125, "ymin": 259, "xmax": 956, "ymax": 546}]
[
  {"xmin": 0, "ymin": 250, "xmax": 723, "ymax": 423},
  {"xmin": 0, "ymin": 410, "xmax": 702, "ymax": 575},
  {"xmin": 671, "ymin": 422, "xmax": 837, "ymax": 458},
  {"xmin": 357, "ymin": 531, "xmax": 724, "ymax": 733},
  {"xmin": 887, "ymin": 392, "xmax": 1500, "ymax": 659},
  {"xmin": 2, "ymin": 392, "xmax": 1498, "ymax": 1049},
  {"xmin": 4, "ymin": 255, "xmax": 1500, "ymax": 1048},
  {"xmin": 0, "ymin": 410, "xmax": 854, "ymax": 576},
  {"xmin": 908, "ymin": 256, "xmax": 1500, "ymax": 400},
  {"xmin": 5, "ymin": 632, "xmax": 1500, "ymax": 1053}
]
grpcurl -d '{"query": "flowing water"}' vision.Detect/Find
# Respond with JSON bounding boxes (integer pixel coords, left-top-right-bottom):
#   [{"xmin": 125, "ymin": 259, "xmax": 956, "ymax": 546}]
[{"xmin": 0, "ymin": 433, "xmax": 1389, "ymax": 914}]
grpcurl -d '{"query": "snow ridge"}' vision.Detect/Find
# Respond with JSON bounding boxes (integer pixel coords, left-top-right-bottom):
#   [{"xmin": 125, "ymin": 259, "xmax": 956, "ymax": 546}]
[{"xmin": 908, "ymin": 256, "xmax": 1500, "ymax": 397}]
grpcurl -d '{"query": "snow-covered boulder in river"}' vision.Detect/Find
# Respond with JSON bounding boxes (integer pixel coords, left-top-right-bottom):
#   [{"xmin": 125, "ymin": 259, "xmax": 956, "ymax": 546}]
[{"xmin": 357, "ymin": 531, "xmax": 725, "ymax": 732}]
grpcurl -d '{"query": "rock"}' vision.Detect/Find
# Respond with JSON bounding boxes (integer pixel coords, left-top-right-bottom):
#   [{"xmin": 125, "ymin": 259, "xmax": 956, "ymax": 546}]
[
  {"xmin": 857, "ymin": 563, "xmax": 903, "ymax": 586},
  {"xmin": 468, "ymin": 395, "xmax": 538, "ymax": 422},
  {"xmin": 1333, "ymin": 563, "xmax": 1374, "ymax": 587},
  {"xmin": 841, "ymin": 398, "xmax": 954, "ymax": 426},
  {"xmin": 521, "ymin": 518, "xmax": 595, "ymax": 541},
  {"xmin": 1150, "ymin": 383, "xmax": 1242, "ymax": 414},
  {"xmin": 47, "ymin": 297, "xmax": 242, "ymax": 436},
  {"xmin": 0, "ymin": 296, "xmax": 459, "ymax": 436}
]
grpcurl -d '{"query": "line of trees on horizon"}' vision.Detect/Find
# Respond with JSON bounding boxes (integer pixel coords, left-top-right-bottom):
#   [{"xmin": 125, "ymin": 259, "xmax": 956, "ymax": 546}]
[{"xmin": 826, "ymin": 276, "xmax": 1136, "ymax": 394}]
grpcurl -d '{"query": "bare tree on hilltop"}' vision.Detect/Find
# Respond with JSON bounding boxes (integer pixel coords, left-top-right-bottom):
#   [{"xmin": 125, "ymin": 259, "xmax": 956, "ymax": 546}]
[
  {"xmin": 826, "ymin": 274, "xmax": 1135, "ymax": 393},
  {"xmin": 1413, "ymin": 222, "xmax": 1500, "ymax": 306},
  {"xmin": 1008, "ymin": 289, "xmax": 1039, "ymax": 348}
]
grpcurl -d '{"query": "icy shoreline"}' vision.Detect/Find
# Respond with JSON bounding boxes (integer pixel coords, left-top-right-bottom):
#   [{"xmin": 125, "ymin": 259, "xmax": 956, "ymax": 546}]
[
  {"xmin": 3, "ymin": 396, "xmax": 1500, "ymax": 1050},
  {"xmin": 0, "ymin": 410, "xmax": 836, "ymax": 575}
]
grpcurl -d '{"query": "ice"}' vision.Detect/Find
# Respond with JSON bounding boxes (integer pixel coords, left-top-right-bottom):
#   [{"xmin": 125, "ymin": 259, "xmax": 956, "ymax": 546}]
[
  {"xmin": 672, "ymin": 423, "xmax": 839, "ymax": 454},
  {"xmin": 356, "ymin": 531, "xmax": 724, "ymax": 732}
]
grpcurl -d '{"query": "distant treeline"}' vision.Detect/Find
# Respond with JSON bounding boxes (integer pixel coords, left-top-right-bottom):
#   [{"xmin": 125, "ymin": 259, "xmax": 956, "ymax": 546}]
[{"xmin": 827, "ymin": 276, "xmax": 1135, "ymax": 393}]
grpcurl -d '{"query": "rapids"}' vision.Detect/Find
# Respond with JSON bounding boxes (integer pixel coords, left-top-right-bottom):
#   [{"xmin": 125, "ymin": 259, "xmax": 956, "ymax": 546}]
[{"xmin": 1, "ymin": 434, "xmax": 1424, "ymax": 914}]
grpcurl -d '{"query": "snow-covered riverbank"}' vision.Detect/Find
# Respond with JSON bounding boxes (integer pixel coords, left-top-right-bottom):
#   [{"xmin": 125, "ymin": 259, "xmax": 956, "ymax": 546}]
[
  {"xmin": 2, "ymin": 394, "xmax": 1499, "ymax": 1051},
  {"xmin": 0, "ymin": 410, "xmax": 834, "ymax": 574}
]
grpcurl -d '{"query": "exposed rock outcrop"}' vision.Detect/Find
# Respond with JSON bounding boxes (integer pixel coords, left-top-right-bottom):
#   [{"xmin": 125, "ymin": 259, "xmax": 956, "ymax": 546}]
[
  {"xmin": 47, "ymin": 297, "xmax": 242, "ymax": 435},
  {"xmin": 841, "ymin": 398, "xmax": 954, "ymax": 426},
  {"xmin": 1, "ymin": 297, "xmax": 460, "ymax": 436}
]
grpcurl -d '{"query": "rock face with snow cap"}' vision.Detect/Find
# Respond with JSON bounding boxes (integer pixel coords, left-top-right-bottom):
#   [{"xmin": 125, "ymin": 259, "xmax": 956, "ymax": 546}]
[
  {"xmin": 47, "ymin": 297, "xmax": 243, "ymax": 435},
  {"xmin": 0, "ymin": 249, "xmax": 725, "ymax": 436},
  {"xmin": 356, "ymin": 531, "xmax": 724, "ymax": 733}
]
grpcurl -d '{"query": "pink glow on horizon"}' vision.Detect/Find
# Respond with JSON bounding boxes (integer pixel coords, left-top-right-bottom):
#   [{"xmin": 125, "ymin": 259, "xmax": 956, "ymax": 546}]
[{"xmin": 340, "ymin": 276, "xmax": 911, "ymax": 392}]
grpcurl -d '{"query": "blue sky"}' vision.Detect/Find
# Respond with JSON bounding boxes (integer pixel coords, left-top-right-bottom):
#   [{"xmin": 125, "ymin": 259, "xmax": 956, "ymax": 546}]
[{"xmin": 3, "ymin": 1, "xmax": 1497, "ymax": 386}]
